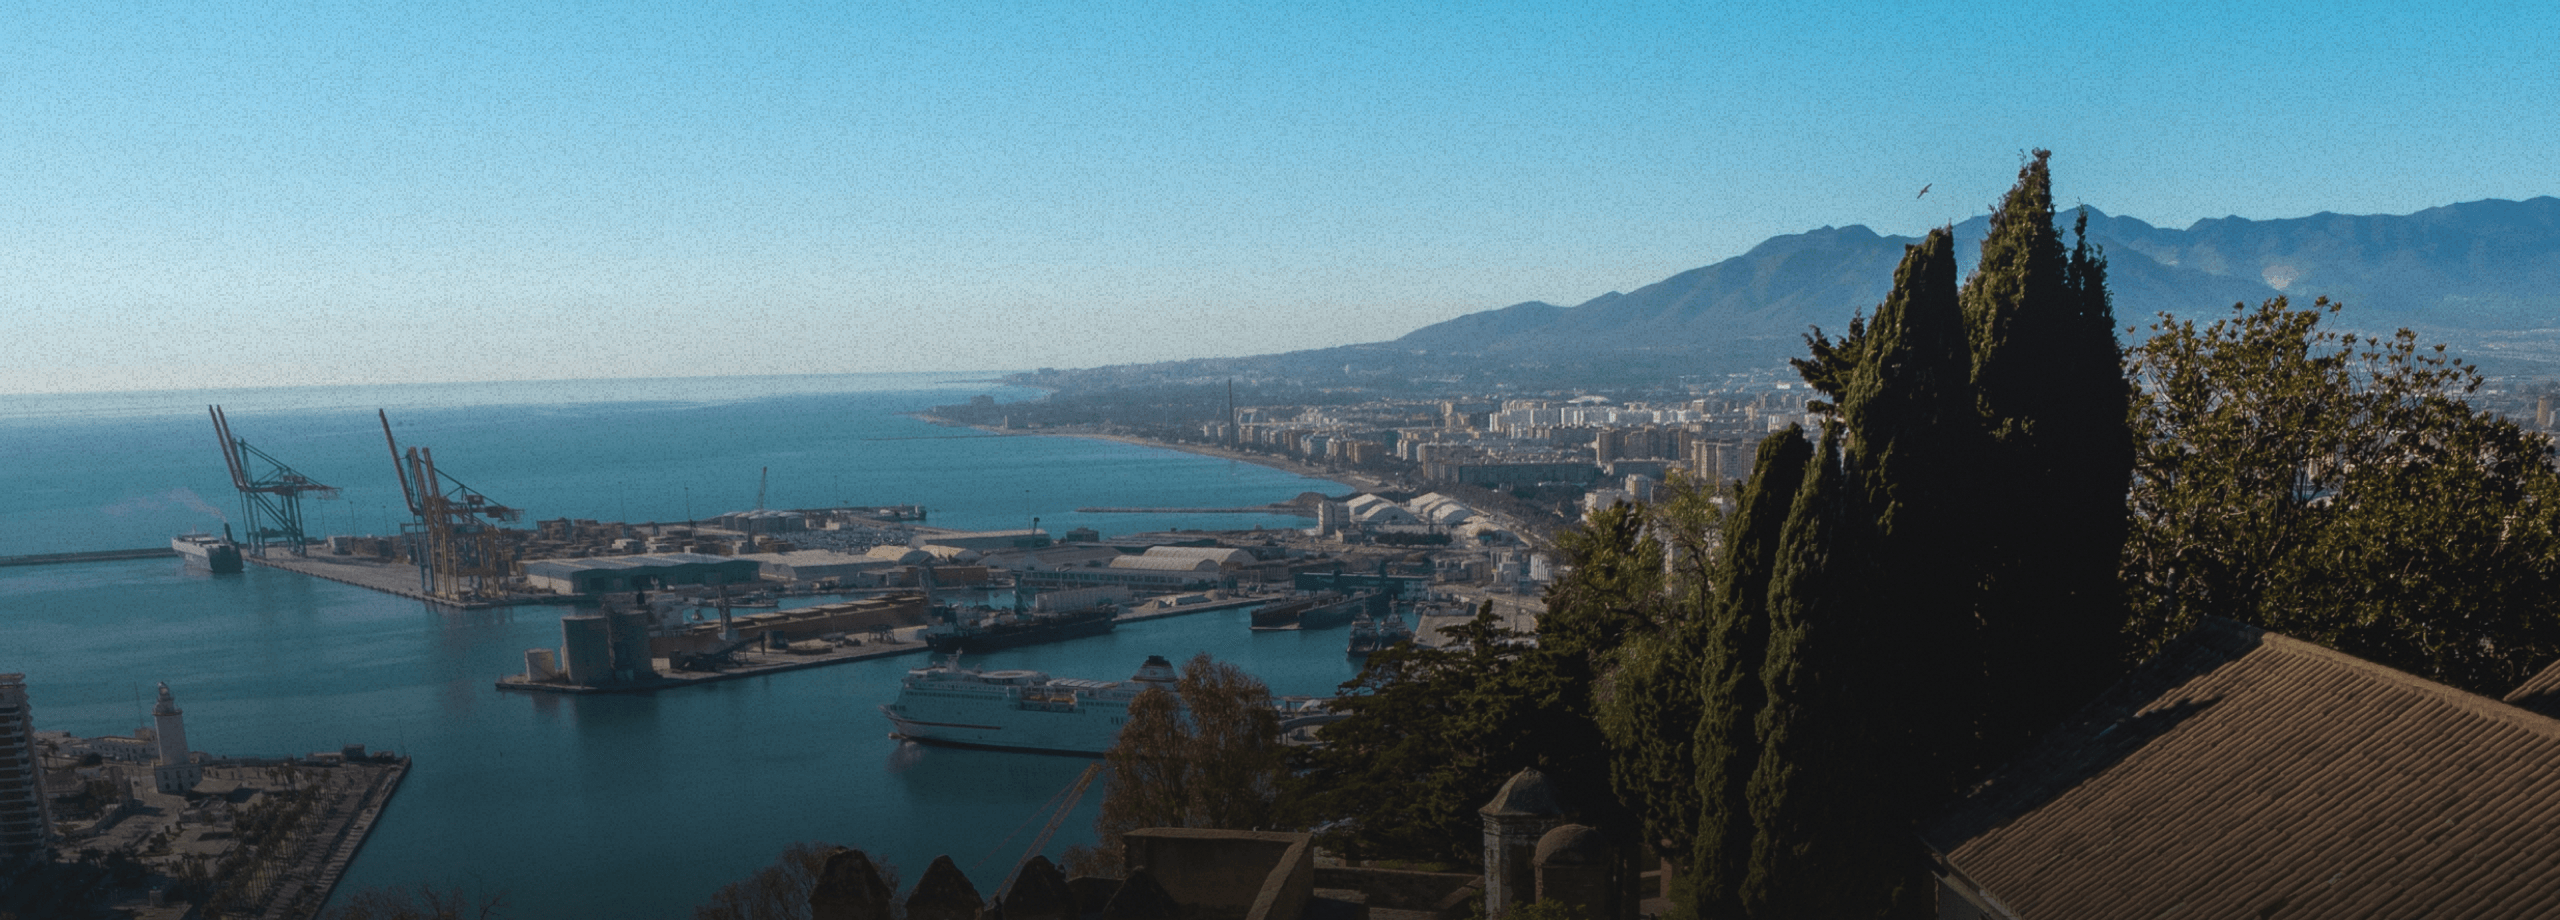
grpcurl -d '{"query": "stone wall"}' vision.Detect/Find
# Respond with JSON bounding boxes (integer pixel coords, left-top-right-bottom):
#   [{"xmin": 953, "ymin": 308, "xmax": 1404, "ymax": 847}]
[{"xmin": 1123, "ymin": 829, "xmax": 1312, "ymax": 920}]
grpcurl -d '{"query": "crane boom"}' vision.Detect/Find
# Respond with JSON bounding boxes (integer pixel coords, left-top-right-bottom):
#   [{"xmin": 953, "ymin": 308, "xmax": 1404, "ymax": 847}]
[
  {"xmin": 206, "ymin": 405, "xmax": 337, "ymax": 556},
  {"xmin": 381, "ymin": 409, "xmax": 421, "ymax": 515},
  {"xmin": 1004, "ymin": 763, "xmax": 1101, "ymax": 894}
]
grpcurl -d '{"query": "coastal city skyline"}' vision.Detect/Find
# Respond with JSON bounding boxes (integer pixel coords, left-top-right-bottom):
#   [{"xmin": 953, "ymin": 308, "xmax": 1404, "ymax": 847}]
[
  {"xmin": 7, "ymin": 2, "xmax": 2556, "ymax": 395},
  {"xmin": 12, "ymin": 7, "xmax": 2560, "ymax": 913}
]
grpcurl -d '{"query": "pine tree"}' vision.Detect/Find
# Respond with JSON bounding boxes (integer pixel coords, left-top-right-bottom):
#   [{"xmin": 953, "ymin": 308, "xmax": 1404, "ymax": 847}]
[
  {"xmin": 1959, "ymin": 150, "xmax": 2133, "ymax": 761},
  {"xmin": 1683, "ymin": 427, "xmax": 1812, "ymax": 919}
]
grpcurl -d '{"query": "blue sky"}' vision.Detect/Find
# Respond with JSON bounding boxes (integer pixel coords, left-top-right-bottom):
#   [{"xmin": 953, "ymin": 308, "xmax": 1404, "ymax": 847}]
[{"xmin": 4, "ymin": 1, "xmax": 2552, "ymax": 394}]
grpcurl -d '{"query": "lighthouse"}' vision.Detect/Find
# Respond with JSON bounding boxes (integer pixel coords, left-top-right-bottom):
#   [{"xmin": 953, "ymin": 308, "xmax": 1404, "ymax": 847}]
[{"xmin": 150, "ymin": 683, "xmax": 202, "ymax": 794}]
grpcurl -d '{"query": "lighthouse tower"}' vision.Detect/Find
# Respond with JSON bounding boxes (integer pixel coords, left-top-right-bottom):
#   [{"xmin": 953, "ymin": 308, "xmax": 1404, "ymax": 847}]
[{"xmin": 150, "ymin": 683, "xmax": 201, "ymax": 794}]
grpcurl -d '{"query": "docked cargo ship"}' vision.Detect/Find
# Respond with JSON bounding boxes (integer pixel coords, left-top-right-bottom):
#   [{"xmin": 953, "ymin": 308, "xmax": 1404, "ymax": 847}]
[
  {"xmin": 172, "ymin": 531, "xmax": 244, "ymax": 574},
  {"xmin": 881, "ymin": 654, "xmax": 1180, "ymax": 755},
  {"xmin": 1250, "ymin": 590, "xmax": 1376, "ymax": 631},
  {"xmin": 920, "ymin": 589, "xmax": 1119, "ymax": 653}
]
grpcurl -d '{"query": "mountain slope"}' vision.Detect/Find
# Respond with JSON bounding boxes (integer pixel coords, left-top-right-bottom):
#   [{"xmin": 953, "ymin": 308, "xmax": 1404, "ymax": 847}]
[{"xmin": 1023, "ymin": 197, "xmax": 2560, "ymax": 393}]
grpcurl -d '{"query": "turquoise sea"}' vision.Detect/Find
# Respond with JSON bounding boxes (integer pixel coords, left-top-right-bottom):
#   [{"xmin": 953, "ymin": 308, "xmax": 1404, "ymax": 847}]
[{"xmin": 0, "ymin": 373, "xmax": 1363, "ymax": 919}]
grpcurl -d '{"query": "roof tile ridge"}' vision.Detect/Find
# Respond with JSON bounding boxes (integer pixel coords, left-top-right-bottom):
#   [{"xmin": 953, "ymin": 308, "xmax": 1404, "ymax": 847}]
[{"xmin": 2233, "ymin": 620, "xmax": 2560, "ymax": 739}]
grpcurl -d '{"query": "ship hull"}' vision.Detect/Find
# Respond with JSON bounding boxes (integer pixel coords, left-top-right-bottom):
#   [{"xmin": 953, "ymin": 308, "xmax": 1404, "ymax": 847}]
[
  {"xmin": 881, "ymin": 707, "xmax": 1116, "ymax": 757},
  {"xmin": 1255, "ymin": 592, "xmax": 1371, "ymax": 631},
  {"xmin": 1297, "ymin": 594, "xmax": 1365, "ymax": 630},
  {"xmin": 172, "ymin": 535, "xmax": 244, "ymax": 574},
  {"xmin": 1250, "ymin": 596, "xmax": 1323, "ymax": 631},
  {"xmin": 922, "ymin": 610, "xmax": 1116, "ymax": 653}
]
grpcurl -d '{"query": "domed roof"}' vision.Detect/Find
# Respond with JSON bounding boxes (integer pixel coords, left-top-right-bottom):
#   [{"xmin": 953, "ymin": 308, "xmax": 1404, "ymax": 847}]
[
  {"xmin": 1479, "ymin": 767, "xmax": 1567, "ymax": 817},
  {"xmin": 1534, "ymin": 824, "xmax": 1608, "ymax": 865},
  {"xmin": 866, "ymin": 545, "xmax": 934, "ymax": 565}
]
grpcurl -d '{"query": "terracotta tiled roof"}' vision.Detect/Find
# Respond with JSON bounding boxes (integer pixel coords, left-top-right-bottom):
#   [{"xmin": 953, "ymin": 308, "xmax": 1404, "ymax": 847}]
[
  {"xmin": 1924, "ymin": 618, "xmax": 2560, "ymax": 919},
  {"xmin": 2504, "ymin": 658, "xmax": 2560, "ymax": 720}
]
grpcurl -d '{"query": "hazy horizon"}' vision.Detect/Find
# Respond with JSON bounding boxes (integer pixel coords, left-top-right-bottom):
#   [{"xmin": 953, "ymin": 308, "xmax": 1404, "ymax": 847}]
[{"xmin": 8, "ymin": 2, "xmax": 2552, "ymax": 395}]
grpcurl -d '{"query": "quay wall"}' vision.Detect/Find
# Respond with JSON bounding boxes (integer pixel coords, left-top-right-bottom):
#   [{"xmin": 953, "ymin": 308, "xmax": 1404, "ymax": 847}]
[{"xmin": 0, "ymin": 547, "xmax": 178, "ymax": 567}]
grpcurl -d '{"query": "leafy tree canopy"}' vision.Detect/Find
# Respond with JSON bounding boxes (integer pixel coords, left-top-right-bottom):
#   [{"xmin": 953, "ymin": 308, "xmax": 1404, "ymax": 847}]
[{"xmin": 2125, "ymin": 296, "xmax": 2560, "ymax": 693}]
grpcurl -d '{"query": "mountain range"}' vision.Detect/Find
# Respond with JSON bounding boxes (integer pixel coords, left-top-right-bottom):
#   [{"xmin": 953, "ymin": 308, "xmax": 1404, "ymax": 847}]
[{"xmin": 1021, "ymin": 196, "xmax": 2560, "ymax": 393}]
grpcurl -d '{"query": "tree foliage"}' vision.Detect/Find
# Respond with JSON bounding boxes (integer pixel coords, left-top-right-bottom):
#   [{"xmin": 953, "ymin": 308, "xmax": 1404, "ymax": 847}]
[
  {"xmin": 1674, "ymin": 429, "xmax": 1809, "ymax": 920},
  {"xmin": 1288, "ymin": 557, "xmax": 1636, "ymax": 869},
  {"xmin": 1708, "ymin": 153, "xmax": 2128, "ymax": 919},
  {"xmin": 1734, "ymin": 428, "xmax": 1919, "ymax": 918},
  {"xmin": 1958, "ymin": 152, "xmax": 2135, "ymax": 758},
  {"xmin": 323, "ymin": 883, "xmax": 510, "ymax": 920},
  {"xmin": 2124, "ymin": 296, "xmax": 2560, "ymax": 692},
  {"xmin": 693, "ymin": 842, "xmax": 901, "ymax": 920},
  {"xmin": 1593, "ymin": 472, "xmax": 1727, "ymax": 867},
  {"xmin": 1080, "ymin": 653, "xmax": 1285, "ymax": 874}
]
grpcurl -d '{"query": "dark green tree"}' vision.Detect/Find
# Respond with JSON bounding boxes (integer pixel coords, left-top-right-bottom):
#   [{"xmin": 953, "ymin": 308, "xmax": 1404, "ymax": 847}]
[
  {"xmin": 1835, "ymin": 227, "xmax": 1980, "ymax": 806},
  {"xmin": 1739, "ymin": 427, "xmax": 1909, "ymax": 917},
  {"xmin": 1592, "ymin": 472, "xmax": 1722, "ymax": 879},
  {"xmin": 2124, "ymin": 296, "xmax": 2560, "ymax": 692},
  {"xmin": 1282, "ymin": 606, "xmax": 1534, "ymax": 864},
  {"xmin": 1959, "ymin": 150, "xmax": 2135, "ymax": 759},
  {"xmin": 1291, "ymin": 561, "xmax": 1638, "ymax": 868},
  {"xmin": 1676, "ymin": 427, "xmax": 1811, "ymax": 920}
]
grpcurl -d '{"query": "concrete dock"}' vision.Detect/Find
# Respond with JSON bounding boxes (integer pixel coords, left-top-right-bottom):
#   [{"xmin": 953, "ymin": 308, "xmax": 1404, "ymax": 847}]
[
  {"xmin": 246, "ymin": 552, "xmax": 571, "ymax": 610},
  {"xmin": 496, "ymin": 591, "xmax": 1281, "ymax": 694},
  {"xmin": 496, "ymin": 626, "xmax": 939, "ymax": 694},
  {"xmin": 0, "ymin": 547, "xmax": 179, "ymax": 567}
]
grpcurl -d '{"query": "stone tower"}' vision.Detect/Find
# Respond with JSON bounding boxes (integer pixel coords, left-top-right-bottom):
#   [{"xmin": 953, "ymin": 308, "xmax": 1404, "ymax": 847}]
[
  {"xmin": 1479, "ymin": 768, "xmax": 1567, "ymax": 917},
  {"xmin": 0, "ymin": 674, "xmax": 55, "ymax": 862},
  {"xmin": 151, "ymin": 682, "xmax": 202, "ymax": 794}
]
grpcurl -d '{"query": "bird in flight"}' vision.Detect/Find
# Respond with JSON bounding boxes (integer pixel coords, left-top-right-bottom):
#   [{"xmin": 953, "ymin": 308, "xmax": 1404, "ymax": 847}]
[{"xmin": 1917, "ymin": 183, "xmax": 1932, "ymax": 199}]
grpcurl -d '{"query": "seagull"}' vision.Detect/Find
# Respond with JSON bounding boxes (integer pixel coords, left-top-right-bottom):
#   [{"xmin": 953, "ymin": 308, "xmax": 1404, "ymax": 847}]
[{"xmin": 1917, "ymin": 183, "xmax": 1932, "ymax": 199}]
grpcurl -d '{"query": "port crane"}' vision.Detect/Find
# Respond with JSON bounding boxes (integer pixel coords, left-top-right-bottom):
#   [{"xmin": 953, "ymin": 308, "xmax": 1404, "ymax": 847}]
[
  {"xmin": 208, "ymin": 405, "xmax": 339, "ymax": 557},
  {"xmin": 380, "ymin": 410, "xmax": 521, "ymax": 602},
  {"xmin": 975, "ymin": 762, "xmax": 1101, "ymax": 895}
]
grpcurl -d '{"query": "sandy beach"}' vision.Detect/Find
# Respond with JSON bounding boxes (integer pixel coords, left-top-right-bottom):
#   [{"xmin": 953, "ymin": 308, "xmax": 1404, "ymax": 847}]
[{"xmin": 919, "ymin": 416, "xmax": 1390, "ymax": 495}]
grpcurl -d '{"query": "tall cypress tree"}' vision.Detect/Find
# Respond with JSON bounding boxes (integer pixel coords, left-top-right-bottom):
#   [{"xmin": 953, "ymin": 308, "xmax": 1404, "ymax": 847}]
[
  {"xmin": 1839, "ymin": 227, "xmax": 1979, "ymax": 806},
  {"xmin": 1731, "ymin": 234, "xmax": 1972, "ymax": 919},
  {"xmin": 1737, "ymin": 427, "xmax": 1907, "ymax": 917},
  {"xmin": 1685, "ymin": 427, "xmax": 1813, "ymax": 919},
  {"xmin": 1960, "ymin": 151, "xmax": 2134, "ymax": 760}
]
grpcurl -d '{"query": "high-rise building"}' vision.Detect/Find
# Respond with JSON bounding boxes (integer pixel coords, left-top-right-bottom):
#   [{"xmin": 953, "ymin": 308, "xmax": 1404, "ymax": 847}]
[{"xmin": 0, "ymin": 673, "xmax": 54, "ymax": 861}]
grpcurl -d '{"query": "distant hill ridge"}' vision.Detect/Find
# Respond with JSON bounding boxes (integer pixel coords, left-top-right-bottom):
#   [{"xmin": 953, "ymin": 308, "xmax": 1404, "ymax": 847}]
[{"xmin": 1028, "ymin": 196, "xmax": 2560, "ymax": 391}]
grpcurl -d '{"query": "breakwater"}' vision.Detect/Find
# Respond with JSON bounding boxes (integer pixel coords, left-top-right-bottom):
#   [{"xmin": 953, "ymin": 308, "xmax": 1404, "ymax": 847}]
[{"xmin": 0, "ymin": 547, "xmax": 177, "ymax": 567}]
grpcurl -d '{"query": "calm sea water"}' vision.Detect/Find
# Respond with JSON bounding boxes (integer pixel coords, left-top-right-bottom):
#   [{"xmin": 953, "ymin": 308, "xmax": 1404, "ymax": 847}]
[{"xmin": 0, "ymin": 373, "xmax": 1362, "ymax": 919}]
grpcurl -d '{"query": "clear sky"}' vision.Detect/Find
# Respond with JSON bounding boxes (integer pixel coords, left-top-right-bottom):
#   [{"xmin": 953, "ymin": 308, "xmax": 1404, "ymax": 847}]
[{"xmin": 4, "ymin": 1, "xmax": 2552, "ymax": 395}]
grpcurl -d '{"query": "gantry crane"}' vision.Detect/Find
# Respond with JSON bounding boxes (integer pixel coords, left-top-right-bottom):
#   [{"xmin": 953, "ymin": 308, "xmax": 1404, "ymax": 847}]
[
  {"xmin": 209, "ymin": 405, "xmax": 339, "ymax": 557},
  {"xmin": 381, "ymin": 410, "xmax": 521, "ymax": 601}
]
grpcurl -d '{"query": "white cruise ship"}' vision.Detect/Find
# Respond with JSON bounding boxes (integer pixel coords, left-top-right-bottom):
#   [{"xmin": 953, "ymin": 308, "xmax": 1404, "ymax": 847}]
[{"xmin": 880, "ymin": 654, "xmax": 1180, "ymax": 756}]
